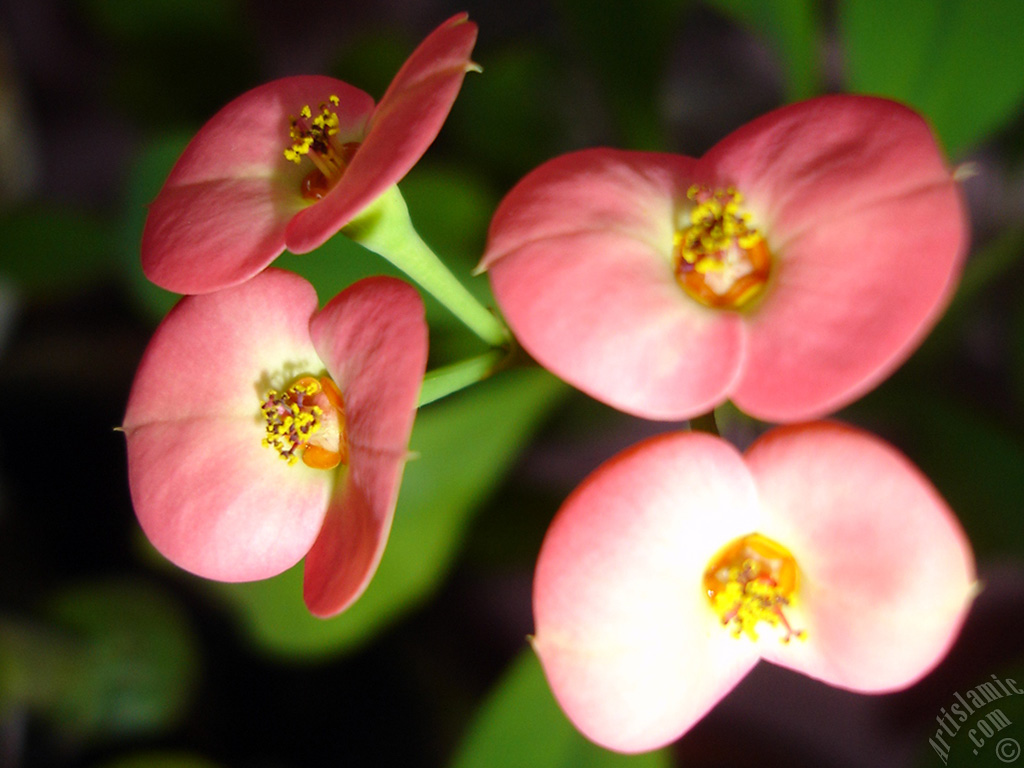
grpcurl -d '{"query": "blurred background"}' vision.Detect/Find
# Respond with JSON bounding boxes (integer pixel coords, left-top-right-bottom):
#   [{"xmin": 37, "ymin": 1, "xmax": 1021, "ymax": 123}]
[{"xmin": 1, "ymin": 1, "xmax": 1023, "ymax": 766}]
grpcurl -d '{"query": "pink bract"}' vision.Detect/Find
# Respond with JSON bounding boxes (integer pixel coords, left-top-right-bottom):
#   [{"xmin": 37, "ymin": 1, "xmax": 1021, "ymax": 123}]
[
  {"xmin": 122, "ymin": 269, "xmax": 427, "ymax": 618},
  {"xmin": 142, "ymin": 13, "xmax": 477, "ymax": 295},
  {"xmin": 479, "ymin": 95, "xmax": 968, "ymax": 422},
  {"xmin": 532, "ymin": 422, "xmax": 975, "ymax": 753}
]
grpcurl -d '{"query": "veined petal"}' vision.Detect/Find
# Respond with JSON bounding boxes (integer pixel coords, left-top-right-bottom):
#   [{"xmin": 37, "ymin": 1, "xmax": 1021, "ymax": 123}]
[
  {"xmin": 286, "ymin": 14, "xmax": 478, "ymax": 253},
  {"xmin": 533, "ymin": 432, "xmax": 763, "ymax": 753},
  {"xmin": 142, "ymin": 76, "xmax": 373, "ymax": 294},
  {"xmin": 744, "ymin": 422, "xmax": 976, "ymax": 692},
  {"xmin": 124, "ymin": 269, "xmax": 323, "ymax": 425},
  {"xmin": 700, "ymin": 95, "xmax": 967, "ymax": 421},
  {"xmin": 123, "ymin": 270, "xmax": 335, "ymax": 581},
  {"xmin": 127, "ymin": 419, "xmax": 332, "ymax": 581},
  {"xmin": 303, "ymin": 276, "xmax": 427, "ymax": 616},
  {"xmin": 309, "ymin": 276, "xmax": 427, "ymax": 454},
  {"xmin": 483, "ymin": 150, "xmax": 743, "ymax": 420},
  {"xmin": 302, "ymin": 450, "xmax": 404, "ymax": 618},
  {"xmin": 481, "ymin": 149, "xmax": 692, "ymax": 270}
]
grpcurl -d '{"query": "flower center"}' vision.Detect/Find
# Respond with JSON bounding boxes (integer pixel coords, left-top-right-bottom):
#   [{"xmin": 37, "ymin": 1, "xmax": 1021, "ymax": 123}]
[
  {"xmin": 673, "ymin": 185, "xmax": 772, "ymax": 310},
  {"xmin": 703, "ymin": 532, "xmax": 805, "ymax": 643},
  {"xmin": 260, "ymin": 375, "xmax": 347, "ymax": 470},
  {"xmin": 283, "ymin": 95, "xmax": 360, "ymax": 202}
]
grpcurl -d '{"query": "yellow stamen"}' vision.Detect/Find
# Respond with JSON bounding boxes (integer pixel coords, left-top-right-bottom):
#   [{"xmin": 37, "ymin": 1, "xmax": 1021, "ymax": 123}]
[
  {"xmin": 703, "ymin": 532, "xmax": 806, "ymax": 643},
  {"xmin": 283, "ymin": 95, "xmax": 361, "ymax": 201},
  {"xmin": 260, "ymin": 375, "xmax": 347, "ymax": 470},
  {"xmin": 673, "ymin": 186, "xmax": 772, "ymax": 310}
]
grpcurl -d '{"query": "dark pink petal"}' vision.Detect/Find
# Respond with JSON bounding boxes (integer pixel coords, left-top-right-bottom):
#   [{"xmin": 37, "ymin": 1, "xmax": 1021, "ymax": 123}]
[
  {"xmin": 303, "ymin": 277, "xmax": 427, "ymax": 617},
  {"xmin": 533, "ymin": 433, "xmax": 763, "ymax": 753},
  {"xmin": 285, "ymin": 14, "xmax": 478, "ymax": 253},
  {"xmin": 744, "ymin": 422, "xmax": 976, "ymax": 692},
  {"xmin": 123, "ymin": 270, "xmax": 335, "ymax": 580},
  {"xmin": 483, "ymin": 149, "xmax": 744, "ymax": 420},
  {"xmin": 700, "ymin": 95, "xmax": 967, "ymax": 421},
  {"xmin": 142, "ymin": 77, "xmax": 374, "ymax": 294}
]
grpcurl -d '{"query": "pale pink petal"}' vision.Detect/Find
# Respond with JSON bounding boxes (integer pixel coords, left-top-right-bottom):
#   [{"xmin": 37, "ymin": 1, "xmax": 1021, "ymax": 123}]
[
  {"xmin": 126, "ymin": 420, "xmax": 331, "ymax": 581},
  {"xmin": 483, "ymin": 150, "xmax": 744, "ymax": 420},
  {"xmin": 142, "ymin": 77, "xmax": 373, "ymax": 294},
  {"xmin": 123, "ymin": 270, "xmax": 336, "ymax": 580},
  {"xmin": 303, "ymin": 276, "xmax": 427, "ymax": 616},
  {"xmin": 533, "ymin": 433, "xmax": 764, "ymax": 753},
  {"xmin": 480, "ymin": 149, "xmax": 693, "ymax": 270},
  {"xmin": 699, "ymin": 95, "xmax": 967, "ymax": 421},
  {"xmin": 743, "ymin": 422, "xmax": 976, "ymax": 692},
  {"xmin": 286, "ymin": 14, "xmax": 477, "ymax": 253},
  {"xmin": 302, "ymin": 450, "xmax": 403, "ymax": 618}
]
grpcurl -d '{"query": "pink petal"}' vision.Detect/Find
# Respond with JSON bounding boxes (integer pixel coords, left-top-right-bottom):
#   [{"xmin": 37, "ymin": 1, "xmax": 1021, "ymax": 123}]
[
  {"xmin": 285, "ymin": 14, "xmax": 478, "ymax": 253},
  {"xmin": 303, "ymin": 277, "xmax": 427, "ymax": 616},
  {"xmin": 743, "ymin": 422, "xmax": 976, "ymax": 692},
  {"xmin": 142, "ymin": 77, "xmax": 374, "ymax": 294},
  {"xmin": 699, "ymin": 95, "xmax": 967, "ymax": 421},
  {"xmin": 533, "ymin": 432, "xmax": 764, "ymax": 753},
  {"xmin": 123, "ymin": 270, "xmax": 336, "ymax": 580},
  {"xmin": 483, "ymin": 149, "xmax": 744, "ymax": 420}
]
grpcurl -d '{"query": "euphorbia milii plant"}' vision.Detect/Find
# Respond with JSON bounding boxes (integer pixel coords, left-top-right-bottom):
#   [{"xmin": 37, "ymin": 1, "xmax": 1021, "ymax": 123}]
[
  {"xmin": 531, "ymin": 422, "xmax": 976, "ymax": 753},
  {"xmin": 122, "ymin": 269, "xmax": 427, "ymax": 617},
  {"xmin": 142, "ymin": 13, "xmax": 477, "ymax": 297},
  {"xmin": 479, "ymin": 95, "xmax": 968, "ymax": 421}
]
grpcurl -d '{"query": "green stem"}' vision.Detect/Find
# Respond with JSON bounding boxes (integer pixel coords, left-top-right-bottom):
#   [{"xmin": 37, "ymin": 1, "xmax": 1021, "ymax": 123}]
[
  {"xmin": 418, "ymin": 349, "xmax": 506, "ymax": 407},
  {"xmin": 343, "ymin": 186, "xmax": 510, "ymax": 348},
  {"xmin": 689, "ymin": 409, "xmax": 719, "ymax": 436}
]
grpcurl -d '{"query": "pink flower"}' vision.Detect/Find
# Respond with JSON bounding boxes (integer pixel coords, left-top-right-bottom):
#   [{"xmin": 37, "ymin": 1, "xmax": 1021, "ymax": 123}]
[
  {"xmin": 532, "ymin": 422, "xmax": 975, "ymax": 753},
  {"xmin": 479, "ymin": 96, "xmax": 968, "ymax": 422},
  {"xmin": 142, "ymin": 13, "xmax": 478, "ymax": 295},
  {"xmin": 122, "ymin": 269, "xmax": 427, "ymax": 617}
]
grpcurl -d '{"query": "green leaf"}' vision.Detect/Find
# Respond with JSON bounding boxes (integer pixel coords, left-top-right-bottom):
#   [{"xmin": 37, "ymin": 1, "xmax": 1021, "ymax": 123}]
[
  {"xmin": 0, "ymin": 207, "xmax": 114, "ymax": 292},
  {"xmin": 704, "ymin": 0, "xmax": 822, "ymax": 101},
  {"xmin": 450, "ymin": 649, "xmax": 673, "ymax": 768},
  {"xmin": 41, "ymin": 580, "xmax": 198, "ymax": 737},
  {"xmin": 446, "ymin": 47, "xmax": 569, "ymax": 176},
  {"xmin": 556, "ymin": 0, "xmax": 684, "ymax": 148},
  {"xmin": 840, "ymin": 0, "xmax": 1024, "ymax": 155},
  {"xmin": 212, "ymin": 367, "xmax": 567, "ymax": 658}
]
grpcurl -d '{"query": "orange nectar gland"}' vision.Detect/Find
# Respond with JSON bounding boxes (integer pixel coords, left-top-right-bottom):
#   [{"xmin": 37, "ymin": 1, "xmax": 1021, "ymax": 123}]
[
  {"xmin": 673, "ymin": 186, "xmax": 771, "ymax": 310},
  {"xmin": 703, "ymin": 532, "xmax": 806, "ymax": 643},
  {"xmin": 283, "ymin": 95, "xmax": 361, "ymax": 201},
  {"xmin": 261, "ymin": 375, "xmax": 348, "ymax": 470}
]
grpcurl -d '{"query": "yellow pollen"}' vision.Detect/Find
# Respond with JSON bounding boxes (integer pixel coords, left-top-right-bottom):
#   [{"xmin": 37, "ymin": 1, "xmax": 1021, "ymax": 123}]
[
  {"xmin": 703, "ymin": 532, "xmax": 806, "ymax": 643},
  {"xmin": 283, "ymin": 94, "xmax": 360, "ymax": 201},
  {"xmin": 673, "ymin": 185, "xmax": 772, "ymax": 310},
  {"xmin": 260, "ymin": 375, "xmax": 347, "ymax": 470}
]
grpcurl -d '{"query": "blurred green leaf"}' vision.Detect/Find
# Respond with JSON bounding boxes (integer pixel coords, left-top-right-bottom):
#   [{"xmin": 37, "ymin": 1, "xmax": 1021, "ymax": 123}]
[
  {"xmin": 119, "ymin": 133, "xmax": 191, "ymax": 322},
  {"xmin": 841, "ymin": 0, "xmax": 1024, "ymax": 155},
  {"xmin": 212, "ymin": 367, "xmax": 567, "ymax": 658},
  {"xmin": 450, "ymin": 649, "xmax": 673, "ymax": 768},
  {"xmin": 9, "ymin": 580, "xmax": 200, "ymax": 738},
  {"xmin": 78, "ymin": 0, "xmax": 256, "ymax": 127},
  {"xmin": 447, "ymin": 47, "xmax": 569, "ymax": 177},
  {"xmin": 0, "ymin": 207, "xmax": 114, "ymax": 292},
  {"xmin": 704, "ymin": 0, "xmax": 821, "ymax": 100},
  {"xmin": 401, "ymin": 163, "xmax": 496, "ymax": 272},
  {"xmin": 557, "ymin": 0, "xmax": 685, "ymax": 148}
]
